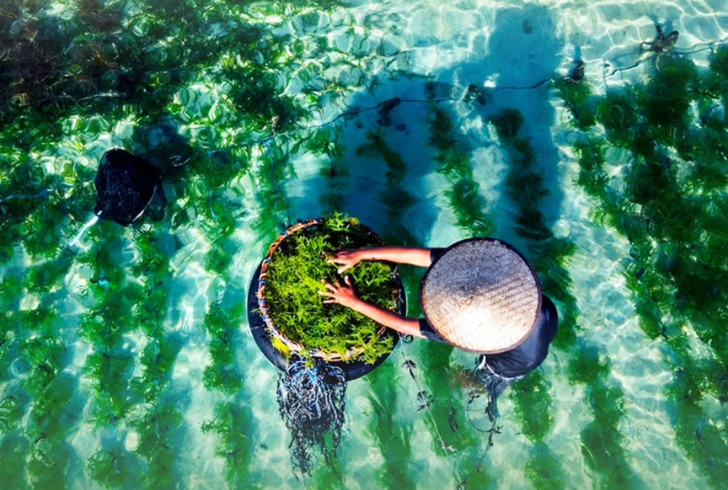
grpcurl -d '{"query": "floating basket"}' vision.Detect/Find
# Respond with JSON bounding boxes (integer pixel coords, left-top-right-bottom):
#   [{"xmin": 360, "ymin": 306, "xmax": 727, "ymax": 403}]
[{"xmin": 256, "ymin": 218, "xmax": 400, "ymax": 362}]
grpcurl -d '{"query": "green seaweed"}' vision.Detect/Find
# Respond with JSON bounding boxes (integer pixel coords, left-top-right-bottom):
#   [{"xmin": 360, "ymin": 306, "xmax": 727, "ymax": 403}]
[
  {"xmin": 357, "ymin": 131, "xmax": 408, "ymax": 183},
  {"xmin": 0, "ymin": 433, "xmax": 30, "ymax": 490},
  {"xmin": 85, "ymin": 350, "xmax": 136, "ymax": 426},
  {"xmin": 365, "ymin": 363, "xmax": 418, "ymax": 490},
  {"xmin": 510, "ymin": 372, "xmax": 554, "ymax": 442},
  {"xmin": 569, "ymin": 345, "xmax": 637, "ymax": 489},
  {"xmin": 635, "ymin": 57, "xmax": 699, "ymax": 143},
  {"xmin": 490, "ymin": 109, "xmax": 525, "ymax": 140},
  {"xmin": 265, "ymin": 214, "xmax": 397, "ymax": 363},
  {"xmin": 595, "ymin": 93, "xmax": 640, "ymax": 148},
  {"xmin": 354, "ymin": 129, "xmax": 419, "ymax": 244},
  {"xmin": 201, "ymin": 401, "xmax": 259, "ymax": 489},
  {"xmin": 202, "ymin": 305, "xmax": 244, "ymax": 395},
  {"xmin": 553, "ymin": 78, "xmax": 597, "ymax": 129},
  {"xmin": 27, "ymin": 372, "xmax": 82, "ymax": 443},
  {"xmin": 524, "ymin": 442, "xmax": 568, "ymax": 490},
  {"xmin": 133, "ymin": 401, "xmax": 184, "ymax": 490},
  {"xmin": 428, "ymin": 106, "xmax": 495, "ymax": 236},
  {"xmin": 132, "ymin": 338, "xmax": 183, "ymax": 403},
  {"xmin": 87, "ymin": 440, "xmax": 144, "ymax": 490},
  {"xmin": 27, "ymin": 440, "xmax": 75, "ymax": 490}
]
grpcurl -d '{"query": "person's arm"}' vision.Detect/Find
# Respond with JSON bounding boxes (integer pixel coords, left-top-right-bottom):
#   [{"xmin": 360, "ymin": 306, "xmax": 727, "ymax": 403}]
[
  {"xmin": 328, "ymin": 247, "xmax": 432, "ymax": 274},
  {"xmin": 320, "ymin": 277, "xmax": 428, "ymax": 339}
]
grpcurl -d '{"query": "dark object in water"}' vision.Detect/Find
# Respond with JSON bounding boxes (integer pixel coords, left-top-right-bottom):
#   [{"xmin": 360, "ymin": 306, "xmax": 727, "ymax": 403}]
[
  {"xmin": 643, "ymin": 24, "xmax": 679, "ymax": 53},
  {"xmin": 465, "ymin": 84, "xmax": 488, "ymax": 106},
  {"xmin": 402, "ymin": 359, "xmax": 417, "ymax": 379},
  {"xmin": 276, "ymin": 355, "xmax": 347, "ymax": 476},
  {"xmin": 569, "ymin": 60, "xmax": 585, "ymax": 82},
  {"xmin": 94, "ymin": 149, "xmax": 166, "ymax": 226}
]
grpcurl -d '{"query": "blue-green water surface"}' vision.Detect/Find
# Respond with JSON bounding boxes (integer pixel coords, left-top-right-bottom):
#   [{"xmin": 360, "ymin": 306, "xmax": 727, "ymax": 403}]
[{"xmin": 2, "ymin": 0, "xmax": 728, "ymax": 489}]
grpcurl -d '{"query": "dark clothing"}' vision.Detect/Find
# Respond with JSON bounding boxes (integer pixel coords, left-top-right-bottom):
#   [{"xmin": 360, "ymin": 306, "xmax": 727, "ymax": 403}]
[
  {"xmin": 418, "ymin": 296, "xmax": 558, "ymax": 377},
  {"xmin": 421, "ymin": 248, "xmax": 559, "ymax": 378},
  {"xmin": 483, "ymin": 295, "xmax": 558, "ymax": 377}
]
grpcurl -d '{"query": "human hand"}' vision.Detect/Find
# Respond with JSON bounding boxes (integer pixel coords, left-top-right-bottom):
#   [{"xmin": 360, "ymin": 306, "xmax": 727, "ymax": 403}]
[
  {"xmin": 327, "ymin": 249, "xmax": 364, "ymax": 274},
  {"xmin": 320, "ymin": 276, "xmax": 359, "ymax": 309}
]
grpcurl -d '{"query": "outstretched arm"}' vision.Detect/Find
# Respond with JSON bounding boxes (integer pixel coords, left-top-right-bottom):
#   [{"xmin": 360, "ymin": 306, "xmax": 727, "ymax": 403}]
[
  {"xmin": 320, "ymin": 277, "xmax": 428, "ymax": 339},
  {"xmin": 328, "ymin": 247, "xmax": 432, "ymax": 274}
]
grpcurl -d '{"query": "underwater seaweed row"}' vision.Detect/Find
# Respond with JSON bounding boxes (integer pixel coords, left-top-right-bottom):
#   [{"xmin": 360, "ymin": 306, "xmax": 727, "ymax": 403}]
[
  {"xmin": 0, "ymin": 302, "xmax": 80, "ymax": 489},
  {"xmin": 307, "ymin": 111, "xmax": 427, "ymax": 488},
  {"xmin": 201, "ymin": 400, "xmax": 259, "ymax": 489},
  {"xmin": 356, "ymin": 108, "xmax": 475, "ymax": 460},
  {"xmin": 200, "ymin": 301, "xmax": 256, "ymax": 487},
  {"xmin": 364, "ymin": 362, "xmax": 420, "ymax": 490},
  {"xmin": 75, "ymin": 224, "xmax": 188, "ymax": 490},
  {"xmin": 427, "ymin": 86, "xmax": 494, "ymax": 239},
  {"xmin": 488, "ymin": 109, "xmax": 573, "ymax": 489},
  {"xmin": 490, "ymin": 107, "xmax": 637, "ymax": 488},
  {"xmin": 345, "ymin": 106, "xmax": 460, "ymax": 488},
  {"xmin": 556, "ymin": 47, "xmax": 728, "ymax": 487},
  {"xmin": 355, "ymin": 128, "xmax": 418, "ymax": 244},
  {"xmin": 420, "ymin": 102, "xmax": 500, "ymax": 489}
]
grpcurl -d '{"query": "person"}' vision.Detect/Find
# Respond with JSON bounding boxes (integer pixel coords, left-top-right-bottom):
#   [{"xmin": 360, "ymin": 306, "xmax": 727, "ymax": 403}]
[{"xmin": 320, "ymin": 238, "xmax": 558, "ymax": 386}]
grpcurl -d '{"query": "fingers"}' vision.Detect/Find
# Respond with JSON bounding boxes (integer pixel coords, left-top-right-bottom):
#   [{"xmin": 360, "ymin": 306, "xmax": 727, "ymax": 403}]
[{"xmin": 326, "ymin": 250, "xmax": 358, "ymax": 274}]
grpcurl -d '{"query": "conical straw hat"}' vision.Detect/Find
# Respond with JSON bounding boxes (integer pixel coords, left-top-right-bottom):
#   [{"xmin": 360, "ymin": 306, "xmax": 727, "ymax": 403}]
[{"xmin": 420, "ymin": 238, "xmax": 541, "ymax": 353}]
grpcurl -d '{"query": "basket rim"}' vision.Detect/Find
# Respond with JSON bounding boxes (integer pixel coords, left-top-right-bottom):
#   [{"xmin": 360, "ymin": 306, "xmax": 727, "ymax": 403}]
[{"xmin": 256, "ymin": 217, "xmax": 396, "ymax": 362}]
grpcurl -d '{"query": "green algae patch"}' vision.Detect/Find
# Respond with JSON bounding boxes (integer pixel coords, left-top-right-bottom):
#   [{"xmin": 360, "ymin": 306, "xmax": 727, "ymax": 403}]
[{"xmin": 262, "ymin": 214, "xmax": 398, "ymax": 364}]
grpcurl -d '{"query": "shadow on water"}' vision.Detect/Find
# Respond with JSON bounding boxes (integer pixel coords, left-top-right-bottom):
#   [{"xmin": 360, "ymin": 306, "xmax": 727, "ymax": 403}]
[
  {"xmin": 266, "ymin": 5, "xmax": 573, "ymax": 487},
  {"xmin": 260, "ymin": 75, "xmax": 441, "ymax": 484},
  {"xmin": 425, "ymin": 5, "xmax": 577, "ymax": 489},
  {"xmin": 438, "ymin": 4, "xmax": 565, "ymax": 255}
]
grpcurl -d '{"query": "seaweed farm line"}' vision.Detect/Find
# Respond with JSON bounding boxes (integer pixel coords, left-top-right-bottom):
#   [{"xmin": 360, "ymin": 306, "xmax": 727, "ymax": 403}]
[{"xmin": 1, "ymin": 1, "xmax": 728, "ymax": 489}]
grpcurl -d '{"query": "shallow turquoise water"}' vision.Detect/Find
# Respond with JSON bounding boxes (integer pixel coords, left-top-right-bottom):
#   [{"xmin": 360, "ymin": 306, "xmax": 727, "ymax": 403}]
[{"xmin": 1, "ymin": 1, "xmax": 728, "ymax": 489}]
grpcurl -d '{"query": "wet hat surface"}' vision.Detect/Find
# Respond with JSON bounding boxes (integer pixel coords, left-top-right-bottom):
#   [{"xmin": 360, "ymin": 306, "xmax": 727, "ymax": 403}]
[{"xmin": 420, "ymin": 238, "xmax": 541, "ymax": 353}]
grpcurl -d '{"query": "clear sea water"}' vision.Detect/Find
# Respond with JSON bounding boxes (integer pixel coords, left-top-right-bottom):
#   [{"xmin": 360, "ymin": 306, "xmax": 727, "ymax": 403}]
[{"xmin": 1, "ymin": 0, "xmax": 727, "ymax": 489}]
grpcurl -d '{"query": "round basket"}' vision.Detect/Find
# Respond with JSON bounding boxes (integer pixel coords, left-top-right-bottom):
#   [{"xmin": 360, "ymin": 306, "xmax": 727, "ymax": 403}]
[{"xmin": 256, "ymin": 218, "xmax": 400, "ymax": 362}]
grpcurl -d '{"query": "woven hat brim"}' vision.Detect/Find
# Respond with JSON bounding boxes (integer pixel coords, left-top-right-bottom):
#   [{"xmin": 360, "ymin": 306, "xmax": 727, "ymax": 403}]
[{"xmin": 420, "ymin": 238, "xmax": 541, "ymax": 353}]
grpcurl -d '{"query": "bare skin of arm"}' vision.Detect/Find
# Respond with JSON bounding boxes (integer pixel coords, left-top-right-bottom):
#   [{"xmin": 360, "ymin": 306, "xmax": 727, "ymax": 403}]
[
  {"xmin": 327, "ymin": 246, "xmax": 432, "ymax": 274},
  {"xmin": 320, "ymin": 277, "xmax": 428, "ymax": 339}
]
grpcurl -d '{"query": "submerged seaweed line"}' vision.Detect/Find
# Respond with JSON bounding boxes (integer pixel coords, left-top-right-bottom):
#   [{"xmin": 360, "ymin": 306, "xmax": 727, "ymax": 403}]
[
  {"xmin": 75, "ymin": 227, "xmax": 143, "ymax": 489},
  {"xmin": 486, "ymin": 108, "xmax": 571, "ymax": 489},
  {"xmin": 397, "ymin": 344, "xmax": 454, "ymax": 454},
  {"xmin": 354, "ymin": 117, "xmax": 418, "ymax": 243},
  {"xmin": 556, "ymin": 48, "xmax": 728, "ymax": 487},
  {"xmin": 490, "ymin": 106, "xmax": 640, "ymax": 488},
  {"xmin": 426, "ymin": 87, "xmax": 494, "ymax": 237},
  {"xmin": 350, "ymin": 101, "xmax": 490, "ymax": 485},
  {"xmin": 0, "ymin": 278, "xmax": 78, "ymax": 489},
  {"xmin": 403, "ymin": 96, "xmax": 501, "ymax": 489},
  {"xmin": 364, "ymin": 360, "xmax": 419, "ymax": 490}
]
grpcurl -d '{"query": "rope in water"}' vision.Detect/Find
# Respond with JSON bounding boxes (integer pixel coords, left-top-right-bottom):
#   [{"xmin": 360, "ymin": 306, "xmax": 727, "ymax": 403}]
[
  {"xmin": 397, "ymin": 334, "xmax": 509, "ymax": 488},
  {"xmin": 276, "ymin": 355, "xmax": 347, "ymax": 478}
]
